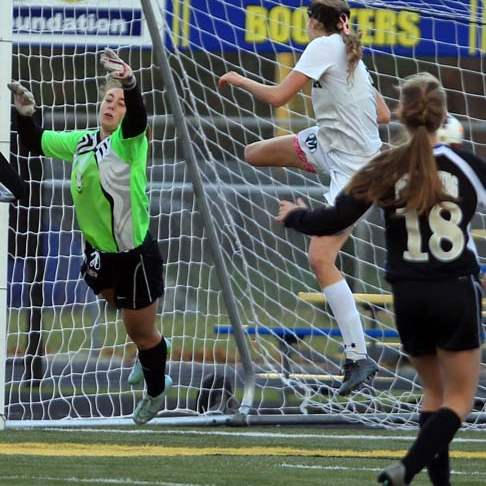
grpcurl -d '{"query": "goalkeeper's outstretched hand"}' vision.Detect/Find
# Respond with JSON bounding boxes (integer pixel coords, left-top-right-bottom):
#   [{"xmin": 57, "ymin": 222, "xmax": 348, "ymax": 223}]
[
  {"xmin": 276, "ymin": 198, "xmax": 308, "ymax": 223},
  {"xmin": 7, "ymin": 81, "xmax": 36, "ymax": 117},
  {"xmin": 100, "ymin": 48, "xmax": 136, "ymax": 89}
]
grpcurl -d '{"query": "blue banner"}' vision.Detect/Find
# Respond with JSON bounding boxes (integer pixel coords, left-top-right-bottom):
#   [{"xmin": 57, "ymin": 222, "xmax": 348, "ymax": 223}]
[
  {"xmin": 12, "ymin": 1, "xmax": 482, "ymax": 56},
  {"xmin": 14, "ymin": 7, "xmax": 142, "ymax": 36},
  {"xmin": 13, "ymin": 4, "xmax": 145, "ymax": 47},
  {"xmin": 167, "ymin": 0, "xmax": 482, "ymax": 57}
]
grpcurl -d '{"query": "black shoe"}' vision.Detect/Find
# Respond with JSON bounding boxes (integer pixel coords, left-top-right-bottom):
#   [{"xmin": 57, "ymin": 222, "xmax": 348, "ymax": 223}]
[
  {"xmin": 338, "ymin": 357, "xmax": 378, "ymax": 395},
  {"xmin": 377, "ymin": 463, "xmax": 409, "ymax": 485}
]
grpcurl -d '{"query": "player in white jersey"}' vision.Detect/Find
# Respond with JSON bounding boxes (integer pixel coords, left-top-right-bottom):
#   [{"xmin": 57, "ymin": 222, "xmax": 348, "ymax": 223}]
[{"xmin": 219, "ymin": 0, "xmax": 390, "ymax": 394}]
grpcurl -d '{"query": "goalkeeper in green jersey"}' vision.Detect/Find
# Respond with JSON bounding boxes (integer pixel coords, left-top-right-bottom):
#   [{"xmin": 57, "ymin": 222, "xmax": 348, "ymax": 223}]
[{"xmin": 8, "ymin": 49, "xmax": 170, "ymax": 425}]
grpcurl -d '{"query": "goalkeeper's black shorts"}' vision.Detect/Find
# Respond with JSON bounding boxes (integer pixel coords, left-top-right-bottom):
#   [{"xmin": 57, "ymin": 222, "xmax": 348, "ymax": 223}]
[
  {"xmin": 391, "ymin": 275, "xmax": 483, "ymax": 357},
  {"xmin": 81, "ymin": 232, "xmax": 164, "ymax": 310}
]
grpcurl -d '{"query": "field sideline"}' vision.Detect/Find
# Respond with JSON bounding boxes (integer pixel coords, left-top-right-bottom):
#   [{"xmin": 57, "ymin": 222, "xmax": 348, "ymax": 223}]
[{"xmin": 1, "ymin": 426, "xmax": 486, "ymax": 485}]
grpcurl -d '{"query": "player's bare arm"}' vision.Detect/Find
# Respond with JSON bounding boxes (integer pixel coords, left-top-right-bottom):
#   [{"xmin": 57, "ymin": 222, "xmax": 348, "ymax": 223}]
[
  {"xmin": 375, "ymin": 89, "xmax": 391, "ymax": 124},
  {"xmin": 218, "ymin": 70, "xmax": 309, "ymax": 107}
]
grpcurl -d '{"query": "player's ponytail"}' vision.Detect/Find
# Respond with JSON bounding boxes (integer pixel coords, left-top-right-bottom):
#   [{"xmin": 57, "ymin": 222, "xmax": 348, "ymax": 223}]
[
  {"xmin": 341, "ymin": 29, "xmax": 362, "ymax": 81},
  {"xmin": 347, "ymin": 72, "xmax": 450, "ymax": 215},
  {"xmin": 307, "ymin": 0, "xmax": 362, "ymax": 80}
]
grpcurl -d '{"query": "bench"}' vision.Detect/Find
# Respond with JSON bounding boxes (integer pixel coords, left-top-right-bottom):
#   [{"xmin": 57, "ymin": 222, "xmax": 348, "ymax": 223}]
[
  {"xmin": 214, "ymin": 324, "xmax": 399, "ymax": 379},
  {"xmin": 214, "ymin": 325, "xmax": 398, "ymax": 339},
  {"xmin": 215, "ymin": 287, "xmax": 486, "ymax": 379}
]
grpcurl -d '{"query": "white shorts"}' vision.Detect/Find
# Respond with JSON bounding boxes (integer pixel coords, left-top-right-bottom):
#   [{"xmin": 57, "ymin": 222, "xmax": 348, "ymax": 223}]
[{"xmin": 294, "ymin": 126, "xmax": 378, "ymax": 204}]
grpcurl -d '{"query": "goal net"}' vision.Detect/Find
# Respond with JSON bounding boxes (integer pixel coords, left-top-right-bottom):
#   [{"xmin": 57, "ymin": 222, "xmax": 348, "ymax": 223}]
[{"xmin": 4, "ymin": 0, "xmax": 486, "ymax": 427}]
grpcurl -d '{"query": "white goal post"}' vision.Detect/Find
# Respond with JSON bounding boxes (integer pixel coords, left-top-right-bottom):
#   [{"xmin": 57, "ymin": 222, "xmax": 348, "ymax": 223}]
[
  {"xmin": 1, "ymin": 0, "xmax": 485, "ymax": 428},
  {"xmin": 0, "ymin": 0, "xmax": 13, "ymax": 431}
]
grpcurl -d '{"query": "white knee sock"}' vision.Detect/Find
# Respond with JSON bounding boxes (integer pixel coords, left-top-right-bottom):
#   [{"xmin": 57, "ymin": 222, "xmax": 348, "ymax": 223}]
[{"xmin": 323, "ymin": 279, "xmax": 367, "ymax": 361}]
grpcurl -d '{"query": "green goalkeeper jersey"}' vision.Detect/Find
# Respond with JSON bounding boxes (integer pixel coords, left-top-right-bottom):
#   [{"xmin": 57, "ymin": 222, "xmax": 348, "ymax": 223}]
[{"xmin": 41, "ymin": 125, "xmax": 149, "ymax": 252}]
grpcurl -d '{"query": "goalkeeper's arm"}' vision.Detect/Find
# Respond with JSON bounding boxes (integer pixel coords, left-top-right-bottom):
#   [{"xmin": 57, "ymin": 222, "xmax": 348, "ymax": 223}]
[
  {"xmin": 17, "ymin": 114, "xmax": 44, "ymax": 156},
  {"xmin": 121, "ymin": 82, "xmax": 147, "ymax": 139},
  {"xmin": 7, "ymin": 81, "xmax": 44, "ymax": 156},
  {"xmin": 100, "ymin": 48, "xmax": 147, "ymax": 139}
]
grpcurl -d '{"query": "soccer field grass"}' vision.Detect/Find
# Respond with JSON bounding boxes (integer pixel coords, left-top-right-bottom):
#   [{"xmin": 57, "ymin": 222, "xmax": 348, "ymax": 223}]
[{"xmin": 1, "ymin": 425, "xmax": 486, "ymax": 485}]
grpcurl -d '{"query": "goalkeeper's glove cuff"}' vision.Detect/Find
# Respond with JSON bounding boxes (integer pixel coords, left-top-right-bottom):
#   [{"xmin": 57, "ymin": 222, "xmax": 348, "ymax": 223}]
[{"xmin": 121, "ymin": 75, "xmax": 137, "ymax": 90}]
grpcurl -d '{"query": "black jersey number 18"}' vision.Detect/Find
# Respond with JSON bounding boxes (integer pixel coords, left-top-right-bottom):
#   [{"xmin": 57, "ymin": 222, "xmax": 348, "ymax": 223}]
[{"xmin": 396, "ymin": 202, "xmax": 465, "ymax": 263}]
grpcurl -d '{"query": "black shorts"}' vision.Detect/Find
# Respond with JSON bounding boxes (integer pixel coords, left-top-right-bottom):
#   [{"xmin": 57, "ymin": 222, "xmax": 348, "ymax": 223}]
[
  {"xmin": 391, "ymin": 275, "xmax": 483, "ymax": 357},
  {"xmin": 81, "ymin": 233, "xmax": 164, "ymax": 310}
]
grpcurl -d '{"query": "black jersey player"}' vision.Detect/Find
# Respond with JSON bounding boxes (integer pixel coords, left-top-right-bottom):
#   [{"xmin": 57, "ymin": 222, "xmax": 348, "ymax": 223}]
[{"xmin": 278, "ymin": 72, "xmax": 485, "ymax": 485}]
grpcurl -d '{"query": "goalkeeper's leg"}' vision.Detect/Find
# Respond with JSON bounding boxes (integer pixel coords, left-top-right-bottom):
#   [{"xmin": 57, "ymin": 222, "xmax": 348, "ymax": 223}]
[
  {"xmin": 123, "ymin": 301, "xmax": 171, "ymax": 425},
  {"xmin": 128, "ymin": 338, "xmax": 172, "ymax": 386}
]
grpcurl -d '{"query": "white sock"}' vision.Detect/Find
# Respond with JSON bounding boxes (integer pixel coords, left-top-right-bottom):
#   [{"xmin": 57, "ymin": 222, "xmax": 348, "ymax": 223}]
[{"xmin": 323, "ymin": 279, "xmax": 367, "ymax": 361}]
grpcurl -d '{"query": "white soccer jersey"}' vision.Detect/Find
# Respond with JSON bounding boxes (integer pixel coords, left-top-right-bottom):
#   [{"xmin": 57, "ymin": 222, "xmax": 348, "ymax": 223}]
[{"xmin": 293, "ymin": 34, "xmax": 382, "ymax": 161}]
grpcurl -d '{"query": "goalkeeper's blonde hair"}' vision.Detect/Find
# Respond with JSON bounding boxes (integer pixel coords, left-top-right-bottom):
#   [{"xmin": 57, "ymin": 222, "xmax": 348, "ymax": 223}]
[
  {"xmin": 99, "ymin": 75, "xmax": 123, "ymax": 100},
  {"xmin": 99, "ymin": 75, "xmax": 152, "ymax": 142}
]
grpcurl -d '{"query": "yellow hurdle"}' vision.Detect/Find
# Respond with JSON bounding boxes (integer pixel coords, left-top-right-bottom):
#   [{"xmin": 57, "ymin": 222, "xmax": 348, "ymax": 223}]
[
  {"xmin": 299, "ymin": 292, "xmax": 486, "ymax": 307},
  {"xmin": 472, "ymin": 229, "xmax": 486, "ymax": 240},
  {"xmin": 298, "ymin": 292, "xmax": 394, "ymax": 305}
]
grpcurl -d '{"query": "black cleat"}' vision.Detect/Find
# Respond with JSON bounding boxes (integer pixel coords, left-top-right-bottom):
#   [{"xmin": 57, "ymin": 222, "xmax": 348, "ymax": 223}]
[
  {"xmin": 338, "ymin": 357, "xmax": 378, "ymax": 395},
  {"xmin": 377, "ymin": 463, "xmax": 409, "ymax": 485}
]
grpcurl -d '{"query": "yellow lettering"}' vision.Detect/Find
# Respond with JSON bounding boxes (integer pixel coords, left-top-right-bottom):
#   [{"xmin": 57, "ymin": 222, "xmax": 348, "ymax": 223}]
[
  {"xmin": 470, "ymin": 0, "xmax": 478, "ymax": 54},
  {"xmin": 374, "ymin": 9, "xmax": 397, "ymax": 45},
  {"xmin": 292, "ymin": 7, "xmax": 309, "ymax": 44},
  {"xmin": 244, "ymin": 6, "xmax": 421, "ymax": 49},
  {"xmin": 245, "ymin": 6, "xmax": 267, "ymax": 43},
  {"xmin": 398, "ymin": 11, "xmax": 421, "ymax": 47},
  {"xmin": 269, "ymin": 6, "xmax": 291, "ymax": 43},
  {"xmin": 357, "ymin": 9, "xmax": 375, "ymax": 45}
]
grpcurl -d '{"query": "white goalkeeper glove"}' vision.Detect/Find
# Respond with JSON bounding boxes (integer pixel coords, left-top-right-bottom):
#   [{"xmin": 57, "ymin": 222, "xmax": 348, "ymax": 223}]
[
  {"xmin": 100, "ymin": 48, "xmax": 136, "ymax": 89},
  {"xmin": 7, "ymin": 81, "xmax": 36, "ymax": 117}
]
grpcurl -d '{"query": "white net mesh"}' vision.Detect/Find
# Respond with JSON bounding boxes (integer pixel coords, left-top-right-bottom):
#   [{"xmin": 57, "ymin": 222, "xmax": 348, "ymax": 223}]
[{"xmin": 5, "ymin": 0, "xmax": 486, "ymax": 426}]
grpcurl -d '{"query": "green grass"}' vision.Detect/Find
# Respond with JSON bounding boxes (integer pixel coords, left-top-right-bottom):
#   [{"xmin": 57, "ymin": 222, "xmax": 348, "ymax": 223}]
[{"xmin": 0, "ymin": 425, "xmax": 485, "ymax": 485}]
